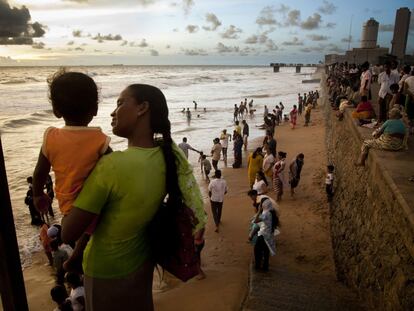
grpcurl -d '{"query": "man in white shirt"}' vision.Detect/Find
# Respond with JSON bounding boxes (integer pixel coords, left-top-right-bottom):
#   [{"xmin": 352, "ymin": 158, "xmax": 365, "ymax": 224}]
[
  {"xmin": 359, "ymin": 62, "xmax": 371, "ymax": 97},
  {"xmin": 378, "ymin": 62, "xmax": 400, "ymax": 122},
  {"xmin": 219, "ymin": 129, "xmax": 231, "ymax": 164},
  {"xmin": 211, "ymin": 138, "xmax": 222, "ymax": 171},
  {"xmin": 178, "ymin": 137, "xmax": 199, "ymax": 159},
  {"xmin": 208, "ymin": 170, "xmax": 227, "ymax": 233}
]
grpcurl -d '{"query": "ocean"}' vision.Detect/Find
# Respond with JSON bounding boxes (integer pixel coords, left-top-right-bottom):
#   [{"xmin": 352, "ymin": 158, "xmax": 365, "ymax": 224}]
[{"xmin": 0, "ymin": 65, "xmax": 318, "ymax": 267}]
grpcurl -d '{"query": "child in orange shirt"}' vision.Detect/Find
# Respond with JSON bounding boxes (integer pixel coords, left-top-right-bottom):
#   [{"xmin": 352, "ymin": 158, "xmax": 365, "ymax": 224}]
[{"xmin": 32, "ymin": 70, "xmax": 111, "ymax": 272}]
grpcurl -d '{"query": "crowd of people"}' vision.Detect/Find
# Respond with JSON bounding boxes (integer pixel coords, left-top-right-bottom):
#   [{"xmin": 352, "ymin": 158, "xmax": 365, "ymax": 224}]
[
  {"xmin": 25, "ymin": 68, "xmax": 325, "ymax": 309},
  {"xmin": 326, "ymin": 61, "xmax": 412, "ymax": 169}
]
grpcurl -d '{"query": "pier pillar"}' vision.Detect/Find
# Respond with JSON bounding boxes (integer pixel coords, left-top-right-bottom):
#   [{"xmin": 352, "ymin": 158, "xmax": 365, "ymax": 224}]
[
  {"xmin": 296, "ymin": 66, "xmax": 301, "ymax": 73},
  {"xmin": 273, "ymin": 65, "xmax": 280, "ymax": 73}
]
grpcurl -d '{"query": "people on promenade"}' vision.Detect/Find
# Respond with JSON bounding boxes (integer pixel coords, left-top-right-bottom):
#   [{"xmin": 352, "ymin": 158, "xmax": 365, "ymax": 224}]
[
  {"xmin": 403, "ymin": 72, "xmax": 414, "ymax": 135},
  {"xmin": 32, "ymin": 70, "xmax": 111, "ymax": 274},
  {"xmin": 211, "ymin": 138, "xmax": 222, "ymax": 171},
  {"xmin": 220, "ymin": 129, "xmax": 231, "ymax": 165},
  {"xmin": 178, "ymin": 137, "xmax": 200, "ymax": 159},
  {"xmin": 273, "ymin": 151, "xmax": 286, "ymax": 202},
  {"xmin": 253, "ymin": 171, "xmax": 268, "ymax": 195},
  {"xmin": 356, "ymin": 108, "xmax": 408, "ymax": 166},
  {"xmin": 232, "ymin": 132, "xmax": 243, "ymax": 168},
  {"xmin": 62, "ymin": 84, "xmax": 206, "ymax": 310},
  {"xmin": 247, "ymin": 190, "xmax": 278, "ymax": 271},
  {"xmin": 208, "ymin": 170, "xmax": 227, "ymax": 233},
  {"xmin": 289, "ymin": 153, "xmax": 305, "ymax": 197},
  {"xmin": 359, "ymin": 62, "xmax": 371, "ymax": 98},
  {"xmin": 378, "ymin": 61, "xmax": 400, "ymax": 122},
  {"xmin": 290, "ymin": 105, "xmax": 298, "ymax": 129},
  {"xmin": 351, "ymin": 95, "xmax": 375, "ymax": 125},
  {"xmin": 325, "ymin": 165, "xmax": 335, "ymax": 202},
  {"xmin": 242, "ymin": 120, "xmax": 249, "ymax": 150},
  {"xmin": 247, "ymin": 147, "xmax": 264, "ymax": 188}
]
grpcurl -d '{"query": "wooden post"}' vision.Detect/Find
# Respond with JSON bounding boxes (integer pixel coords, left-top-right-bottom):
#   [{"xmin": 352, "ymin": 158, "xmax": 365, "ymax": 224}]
[{"xmin": 0, "ymin": 137, "xmax": 29, "ymax": 311}]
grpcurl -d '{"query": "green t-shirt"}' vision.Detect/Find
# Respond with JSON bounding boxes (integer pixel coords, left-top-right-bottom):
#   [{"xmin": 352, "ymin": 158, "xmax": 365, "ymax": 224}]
[
  {"xmin": 75, "ymin": 143, "xmax": 207, "ymax": 279},
  {"xmin": 75, "ymin": 146, "xmax": 166, "ymax": 278}
]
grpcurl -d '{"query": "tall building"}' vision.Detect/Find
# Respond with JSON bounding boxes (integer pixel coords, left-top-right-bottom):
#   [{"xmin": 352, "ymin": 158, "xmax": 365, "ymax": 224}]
[
  {"xmin": 361, "ymin": 18, "xmax": 379, "ymax": 49},
  {"xmin": 391, "ymin": 7, "xmax": 411, "ymax": 60}
]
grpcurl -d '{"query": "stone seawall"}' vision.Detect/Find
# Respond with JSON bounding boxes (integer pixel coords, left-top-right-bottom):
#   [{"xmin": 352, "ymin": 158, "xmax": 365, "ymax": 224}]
[{"xmin": 323, "ymin": 80, "xmax": 414, "ymax": 310}]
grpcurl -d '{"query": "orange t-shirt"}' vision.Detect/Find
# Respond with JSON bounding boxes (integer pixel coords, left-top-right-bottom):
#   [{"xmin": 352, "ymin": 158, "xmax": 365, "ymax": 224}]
[
  {"xmin": 42, "ymin": 126, "xmax": 110, "ymax": 215},
  {"xmin": 39, "ymin": 224, "xmax": 51, "ymax": 252}
]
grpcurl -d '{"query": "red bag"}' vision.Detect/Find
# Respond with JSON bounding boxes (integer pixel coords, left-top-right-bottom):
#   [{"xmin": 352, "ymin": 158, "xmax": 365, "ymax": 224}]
[{"xmin": 149, "ymin": 201, "xmax": 200, "ymax": 282}]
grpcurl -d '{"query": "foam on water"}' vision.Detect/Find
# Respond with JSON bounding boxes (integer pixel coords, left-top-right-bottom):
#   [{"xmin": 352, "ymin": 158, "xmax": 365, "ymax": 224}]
[{"xmin": 0, "ymin": 65, "xmax": 319, "ymax": 268}]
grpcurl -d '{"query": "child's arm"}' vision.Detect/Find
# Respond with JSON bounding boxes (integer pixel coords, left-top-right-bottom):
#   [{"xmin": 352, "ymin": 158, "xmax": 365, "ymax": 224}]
[{"xmin": 32, "ymin": 149, "xmax": 51, "ymax": 213}]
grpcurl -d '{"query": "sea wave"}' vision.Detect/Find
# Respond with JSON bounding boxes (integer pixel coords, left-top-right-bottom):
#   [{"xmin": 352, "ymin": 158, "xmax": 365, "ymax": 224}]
[{"xmin": 0, "ymin": 77, "xmax": 41, "ymax": 85}]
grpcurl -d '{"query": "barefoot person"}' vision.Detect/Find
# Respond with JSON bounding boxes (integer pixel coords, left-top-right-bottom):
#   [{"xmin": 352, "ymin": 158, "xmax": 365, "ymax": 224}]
[
  {"xmin": 289, "ymin": 153, "xmax": 305, "ymax": 197},
  {"xmin": 220, "ymin": 129, "xmax": 231, "ymax": 166},
  {"xmin": 273, "ymin": 151, "xmax": 287, "ymax": 202},
  {"xmin": 178, "ymin": 137, "xmax": 200, "ymax": 159},
  {"xmin": 208, "ymin": 170, "xmax": 227, "ymax": 233},
  {"xmin": 62, "ymin": 84, "xmax": 206, "ymax": 310}
]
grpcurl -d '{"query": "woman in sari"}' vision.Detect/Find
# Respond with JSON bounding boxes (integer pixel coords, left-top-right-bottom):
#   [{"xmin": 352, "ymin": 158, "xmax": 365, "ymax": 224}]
[
  {"xmin": 356, "ymin": 108, "xmax": 407, "ymax": 166},
  {"xmin": 290, "ymin": 105, "xmax": 298, "ymax": 129},
  {"xmin": 289, "ymin": 153, "xmax": 305, "ymax": 197},
  {"xmin": 273, "ymin": 151, "xmax": 287, "ymax": 202},
  {"xmin": 351, "ymin": 95, "xmax": 375, "ymax": 124},
  {"xmin": 247, "ymin": 147, "xmax": 263, "ymax": 188}
]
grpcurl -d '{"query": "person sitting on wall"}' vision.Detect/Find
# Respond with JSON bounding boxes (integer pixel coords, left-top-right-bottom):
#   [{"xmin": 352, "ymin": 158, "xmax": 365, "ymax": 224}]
[
  {"xmin": 355, "ymin": 108, "xmax": 408, "ymax": 166},
  {"xmin": 351, "ymin": 95, "xmax": 375, "ymax": 125}
]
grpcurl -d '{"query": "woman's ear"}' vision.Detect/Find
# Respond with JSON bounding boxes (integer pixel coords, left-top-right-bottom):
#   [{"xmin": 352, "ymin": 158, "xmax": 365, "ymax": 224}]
[{"xmin": 137, "ymin": 101, "xmax": 150, "ymax": 117}]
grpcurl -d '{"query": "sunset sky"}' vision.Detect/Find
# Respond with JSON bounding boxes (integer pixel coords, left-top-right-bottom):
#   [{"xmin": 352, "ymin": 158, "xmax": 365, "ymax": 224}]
[{"xmin": 0, "ymin": 0, "xmax": 413, "ymax": 65}]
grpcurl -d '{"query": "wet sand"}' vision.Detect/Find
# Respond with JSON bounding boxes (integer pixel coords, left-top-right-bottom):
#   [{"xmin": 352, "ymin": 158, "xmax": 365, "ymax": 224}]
[{"xmin": 15, "ymin": 102, "xmax": 339, "ymax": 311}]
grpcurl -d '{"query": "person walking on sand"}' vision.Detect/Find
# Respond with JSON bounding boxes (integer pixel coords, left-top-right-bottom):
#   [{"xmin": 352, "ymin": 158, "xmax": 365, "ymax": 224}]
[
  {"xmin": 178, "ymin": 137, "xmax": 200, "ymax": 159},
  {"xmin": 304, "ymin": 103, "xmax": 312, "ymax": 126},
  {"xmin": 234, "ymin": 104, "xmax": 239, "ymax": 122},
  {"xmin": 220, "ymin": 129, "xmax": 231, "ymax": 165},
  {"xmin": 273, "ymin": 151, "xmax": 287, "ymax": 202},
  {"xmin": 242, "ymin": 120, "xmax": 249, "ymax": 150},
  {"xmin": 232, "ymin": 131, "xmax": 243, "ymax": 168},
  {"xmin": 289, "ymin": 153, "xmax": 305, "ymax": 197},
  {"xmin": 208, "ymin": 170, "xmax": 227, "ymax": 233},
  {"xmin": 211, "ymin": 138, "xmax": 222, "ymax": 171},
  {"xmin": 290, "ymin": 105, "xmax": 298, "ymax": 129}
]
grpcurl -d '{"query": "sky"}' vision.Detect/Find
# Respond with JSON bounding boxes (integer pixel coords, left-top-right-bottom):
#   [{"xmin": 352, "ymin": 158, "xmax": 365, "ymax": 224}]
[{"xmin": 0, "ymin": 0, "xmax": 413, "ymax": 66}]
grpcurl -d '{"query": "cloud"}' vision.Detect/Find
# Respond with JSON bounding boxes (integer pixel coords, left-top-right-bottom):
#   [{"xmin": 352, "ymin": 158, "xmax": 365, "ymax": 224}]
[
  {"xmin": 216, "ymin": 42, "xmax": 239, "ymax": 53},
  {"xmin": 0, "ymin": 1, "xmax": 47, "ymax": 45},
  {"xmin": 300, "ymin": 46, "xmax": 325, "ymax": 53},
  {"xmin": 182, "ymin": 0, "xmax": 194, "ymax": 15},
  {"xmin": 239, "ymin": 47, "xmax": 255, "ymax": 56},
  {"xmin": 32, "ymin": 41, "xmax": 45, "ymax": 49},
  {"xmin": 184, "ymin": 48, "xmax": 208, "ymax": 56},
  {"xmin": 265, "ymin": 39, "xmax": 278, "ymax": 51},
  {"xmin": 379, "ymin": 24, "xmax": 394, "ymax": 32},
  {"xmin": 245, "ymin": 35, "xmax": 258, "ymax": 44},
  {"xmin": 326, "ymin": 22, "xmax": 336, "ymax": 28},
  {"xmin": 286, "ymin": 10, "xmax": 300, "ymax": 26},
  {"xmin": 72, "ymin": 29, "xmax": 82, "ymax": 37},
  {"xmin": 318, "ymin": 1, "xmax": 336, "ymax": 15},
  {"xmin": 221, "ymin": 25, "xmax": 242, "ymax": 39},
  {"xmin": 301, "ymin": 13, "xmax": 322, "ymax": 30},
  {"xmin": 327, "ymin": 44, "xmax": 344, "ymax": 53},
  {"xmin": 0, "ymin": 56, "xmax": 17, "ymax": 64},
  {"xmin": 67, "ymin": 40, "xmax": 75, "ymax": 45},
  {"xmin": 203, "ymin": 13, "xmax": 222, "ymax": 31},
  {"xmin": 275, "ymin": 4, "xmax": 290, "ymax": 14},
  {"xmin": 92, "ymin": 33, "xmax": 123, "ymax": 41},
  {"xmin": 186, "ymin": 24, "xmax": 199, "ymax": 33},
  {"xmin": 307, "ymin": 34, "xmax": 329, "ymax": 41},
  {"xmin": 341, "ymin": 36, "xmax": 352, "ymax": 43},
  {"xmin": 256, "ymin": 6, "xmax": 280, "ymax": 26},
  {"xmin": 282, "ymin": 37, "xmax": 303, "ymax": 46},
  {"xmin": 62, "ymin": 0, "xmax": 155, "ymax": 5},
  {"xmin": 150, "ymin": 49, "xmax": 159, "ymax": 56}
]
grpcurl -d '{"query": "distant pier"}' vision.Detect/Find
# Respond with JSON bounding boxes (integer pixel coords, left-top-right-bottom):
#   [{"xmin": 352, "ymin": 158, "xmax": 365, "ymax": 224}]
[{"xmin": 270, "ymin": 63, "xmax": 318, "ymax": 73}]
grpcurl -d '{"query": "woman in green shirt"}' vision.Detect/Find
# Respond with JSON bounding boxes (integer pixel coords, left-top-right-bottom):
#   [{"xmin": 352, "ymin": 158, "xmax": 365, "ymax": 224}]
[{"xmin": 62, "ymin": 84, "xmax": 206, "ymax": 310}]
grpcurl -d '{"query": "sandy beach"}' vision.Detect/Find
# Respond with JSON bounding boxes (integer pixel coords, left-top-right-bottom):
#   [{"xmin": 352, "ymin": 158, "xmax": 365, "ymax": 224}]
[{"xmin": 10, "ymin": 89, "xmax": 355, "ymax": 311}]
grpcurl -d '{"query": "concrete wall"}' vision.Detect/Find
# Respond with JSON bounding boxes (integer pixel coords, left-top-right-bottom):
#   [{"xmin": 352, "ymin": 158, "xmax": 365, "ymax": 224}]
[{"xmin": 323, "ymin": 86, "xmax": 414, "ymax": 310}]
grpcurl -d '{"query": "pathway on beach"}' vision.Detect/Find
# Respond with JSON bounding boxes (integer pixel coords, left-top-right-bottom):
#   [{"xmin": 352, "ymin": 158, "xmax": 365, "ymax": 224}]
[{"xmin": 243, "ymin": 102, "xmax": 366, "ymax": 310}]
